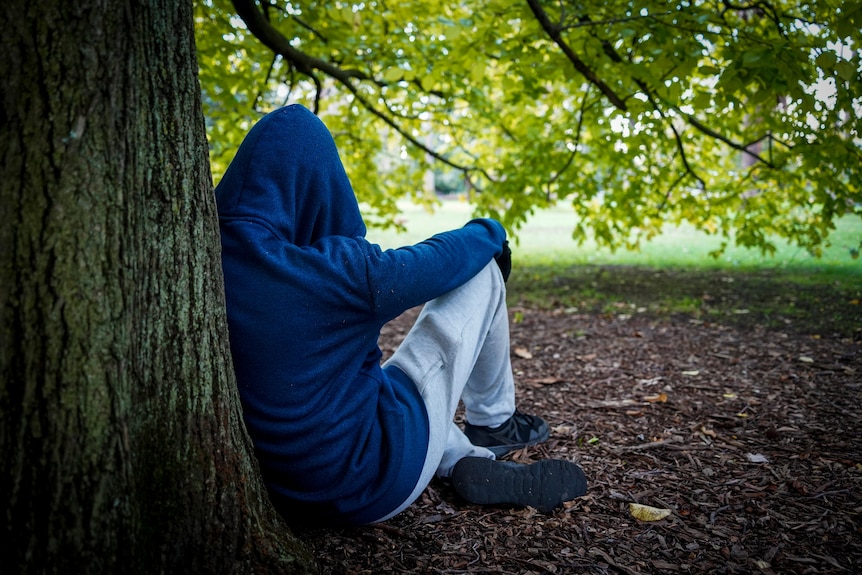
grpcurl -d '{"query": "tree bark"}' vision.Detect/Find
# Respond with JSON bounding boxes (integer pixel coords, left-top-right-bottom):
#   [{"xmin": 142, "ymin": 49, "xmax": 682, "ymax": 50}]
[{"xmin": 0, "ymin": 2, "xmax": 315, "ymax": 573}]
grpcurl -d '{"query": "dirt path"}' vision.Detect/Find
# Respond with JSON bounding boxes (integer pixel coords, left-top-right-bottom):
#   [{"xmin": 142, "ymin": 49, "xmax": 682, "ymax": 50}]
[{"xmin": 299, "ymin": 301, "xmax": 861, "ymax": 574}]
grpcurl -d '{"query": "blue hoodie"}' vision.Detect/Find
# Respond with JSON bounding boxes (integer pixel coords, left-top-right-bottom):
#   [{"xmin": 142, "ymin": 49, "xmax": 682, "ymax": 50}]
[{"xmin": 215, "ymin": 105, "xmax": 507, "ymax": 525}]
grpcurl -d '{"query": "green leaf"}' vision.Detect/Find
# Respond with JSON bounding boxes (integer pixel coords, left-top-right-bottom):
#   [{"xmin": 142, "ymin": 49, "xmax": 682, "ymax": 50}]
[
  {"xmin": 835, "ymin": 59, "xmax": 856, "ymax": 81},
  {"xmin": 194, "ymin": 0, "xmax": 862, "ymax": 259},
  {"xmin": 470, "ymin": 60, "xmax": 485, "ymax": 84},
  {"xmin": 816, "ymin": 50, "xmax": 837, "ymax": 70},
  {"xmin": 420, "ymin": 73, "xmax": 436, "ymax": 91},
  {"xmin": 383, "ymin": 67, "xmax": 404, "ymax": 83}
]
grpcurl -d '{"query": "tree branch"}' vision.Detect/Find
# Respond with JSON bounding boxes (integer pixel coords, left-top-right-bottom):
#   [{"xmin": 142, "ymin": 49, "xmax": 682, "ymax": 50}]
[
  {"xmin": 559, "ymin": 11, "xmax": 678, "ymax": 32},
  {"xmin": 683, "ymin": 113, "xmax": 775, "ymax": 167},
  {"xmin": 524, "ymin": 0, "xmax": 628, "ymax": 111},
  {"xmin": 253, "ymin": 54, "xmax": 279, "ymax": 110},
  {"xmin": 668, "ymin": 120, "xmax": 706, "ymax": 190},
  {"xmin": 579, "ymin": 23, "xmax": 710, "ymax": 186},
  {"xmin": 230, "ymin": 0, "xmax": 481, "ymax": 175},
  {"xmin": 545, "ymin": 87, "xmax": 592, "ymax": 199},
  {"xmin": 232, "ymin": 0, "xmax": 370, "ymax": 82},
  {"xmin": 657, "ymin": 171, "xmax": 689, "ymax": 213},
  {"xmin": 579, "ymin": 10, "xmax": 779, "ymax": 170}
]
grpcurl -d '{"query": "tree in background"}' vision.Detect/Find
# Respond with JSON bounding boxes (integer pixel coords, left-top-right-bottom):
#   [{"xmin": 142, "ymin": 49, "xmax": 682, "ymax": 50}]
[
  {"xmin": 197, "ymin": 0, "xmax": 861, "ymax": 256},
  {"xmin": 1, "ymin": 2, "xmax": 314, "ymax": 572}
]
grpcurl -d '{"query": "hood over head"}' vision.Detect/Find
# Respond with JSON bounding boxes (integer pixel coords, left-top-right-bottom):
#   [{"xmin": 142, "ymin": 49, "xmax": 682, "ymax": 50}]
[{"xmin": 215, "ymin": 105, "xmax": 366, "ymax": 245}]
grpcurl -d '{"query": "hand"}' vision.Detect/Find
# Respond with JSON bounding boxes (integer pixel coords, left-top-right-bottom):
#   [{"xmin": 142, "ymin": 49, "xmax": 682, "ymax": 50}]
[{"xmin": 495, "ymin": 241, "xmax": 511, "ymax": 282}]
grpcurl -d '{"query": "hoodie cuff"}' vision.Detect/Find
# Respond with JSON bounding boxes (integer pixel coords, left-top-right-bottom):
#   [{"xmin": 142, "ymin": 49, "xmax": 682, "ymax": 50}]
[{"xmin": 465, "ymin": 218, "xmax": 507, "ymax": 254}]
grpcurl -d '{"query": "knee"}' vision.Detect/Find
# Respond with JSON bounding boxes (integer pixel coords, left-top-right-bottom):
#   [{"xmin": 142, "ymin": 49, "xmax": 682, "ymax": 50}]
[{"xmin": 480, "ymin": 260, "xmax": 506, "ymax": 296}]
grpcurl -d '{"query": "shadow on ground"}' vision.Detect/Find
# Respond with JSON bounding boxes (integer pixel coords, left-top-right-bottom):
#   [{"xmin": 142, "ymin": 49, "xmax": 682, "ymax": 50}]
[{"xmin": 509, "ymin": 264, "xmax": 861, "ymax": 340}]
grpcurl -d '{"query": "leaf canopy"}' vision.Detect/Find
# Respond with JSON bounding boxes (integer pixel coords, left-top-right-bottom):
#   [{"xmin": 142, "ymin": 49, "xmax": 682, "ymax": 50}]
[{"xmin": 195, "ymin": 0, "xmax": 862, "ymax": 256}]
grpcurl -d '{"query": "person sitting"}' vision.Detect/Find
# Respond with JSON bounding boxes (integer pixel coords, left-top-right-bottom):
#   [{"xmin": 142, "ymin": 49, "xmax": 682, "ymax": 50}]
[{"xmin": 215, "ymin": 104, "xmax": 587, "ymax": 526}]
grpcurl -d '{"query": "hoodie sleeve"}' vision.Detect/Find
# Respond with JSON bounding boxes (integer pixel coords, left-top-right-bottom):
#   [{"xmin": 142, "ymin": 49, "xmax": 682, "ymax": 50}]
[
  {"xmin": 219, "ymin": 215, "xmax": 506, "ymax": 341},
  {"xmin": 360, "ymin": 218, "xmax": 507, "ymax": 322}
]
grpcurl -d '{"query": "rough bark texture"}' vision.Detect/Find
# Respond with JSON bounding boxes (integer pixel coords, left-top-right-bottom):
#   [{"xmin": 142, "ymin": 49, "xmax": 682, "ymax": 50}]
[{"xmin": 0, "ymin": 2, "xmax": 314, "ymax": 573}]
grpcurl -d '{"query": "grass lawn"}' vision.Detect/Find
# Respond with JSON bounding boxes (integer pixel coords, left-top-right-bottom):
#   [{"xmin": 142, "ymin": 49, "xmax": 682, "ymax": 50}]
[
  {"xmin": 367, "ymin": 199, "xmax": 862, "ymax": 338},
  {"xmin": 368, "ymin": 199, "xmax": 860, "ymax": 273}
]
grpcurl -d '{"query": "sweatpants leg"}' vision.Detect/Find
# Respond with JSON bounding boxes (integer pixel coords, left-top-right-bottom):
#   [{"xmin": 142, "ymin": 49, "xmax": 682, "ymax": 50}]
[{"xmin": 373, "ymin": 262, "xmax": 516, "ymax": 521}]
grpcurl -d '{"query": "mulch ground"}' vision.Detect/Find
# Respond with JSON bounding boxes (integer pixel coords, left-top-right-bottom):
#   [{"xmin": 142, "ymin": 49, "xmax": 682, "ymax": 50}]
[{"xmin": 298, "ymin": 283, "xmax": 861, "ymax": 574}]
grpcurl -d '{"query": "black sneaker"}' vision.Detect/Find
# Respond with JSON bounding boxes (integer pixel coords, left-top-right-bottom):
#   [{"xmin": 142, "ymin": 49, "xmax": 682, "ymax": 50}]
[
  {"xmin": 464, "ymin": 410, "xmax": 550, "ymax": 456},
  {"xmin": 451, "ymin": 457, "xmax": 587, "ymax": 513}
]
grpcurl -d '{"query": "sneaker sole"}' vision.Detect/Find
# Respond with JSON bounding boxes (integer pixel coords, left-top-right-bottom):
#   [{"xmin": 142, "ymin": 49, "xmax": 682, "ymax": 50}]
[{"xmin": 451, "ymin": 457, "xmax": 587, "ymax": 513}]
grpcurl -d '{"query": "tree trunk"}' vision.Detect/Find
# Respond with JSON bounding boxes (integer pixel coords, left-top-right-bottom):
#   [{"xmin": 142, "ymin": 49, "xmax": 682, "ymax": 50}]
[{"xmin": 0, "ymin": 2, "xmax": 315, "ymax": 573}]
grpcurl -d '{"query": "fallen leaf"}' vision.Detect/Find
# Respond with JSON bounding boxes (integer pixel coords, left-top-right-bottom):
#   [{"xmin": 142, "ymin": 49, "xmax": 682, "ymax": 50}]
[
  {"xmin": 526, "ymin": 376, "xmax": 564, "ymax": 385},
  {"xmin": 746, "ymin": 453, "xmax": 769, "ymax": 463},
  {"xmin": 787, "ymin": 480, "xmax": 808, "ymax": 495},
  {"xmin": 629, "ymin": 503, "xmax": 671, "ymax": 522},
  {"xmin": 514, "ymin": 347, "xmax": 533, "ymax": 359},
  {"xmin": 644, "ymin": 392, "xmax": 668, "ymax": 403},
  {"xmin": 577, "ymin": 353, "xmax": 597, "ymax": 361}
]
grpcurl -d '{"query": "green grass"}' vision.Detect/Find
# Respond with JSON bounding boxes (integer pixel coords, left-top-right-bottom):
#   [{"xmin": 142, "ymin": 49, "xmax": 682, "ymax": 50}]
[
  {"xmin": 367, "ymin": 200, "xmax": 861, "ymax": 337},
  {"xmin": 368, "ymin": 199, "xmax": 861, "ymax": 277}
]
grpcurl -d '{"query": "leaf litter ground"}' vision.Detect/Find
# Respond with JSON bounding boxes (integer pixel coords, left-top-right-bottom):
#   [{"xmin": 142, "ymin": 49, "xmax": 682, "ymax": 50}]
[{"xmin": 298, "ymin": 267, "xmax": 861, "ymax": 574}]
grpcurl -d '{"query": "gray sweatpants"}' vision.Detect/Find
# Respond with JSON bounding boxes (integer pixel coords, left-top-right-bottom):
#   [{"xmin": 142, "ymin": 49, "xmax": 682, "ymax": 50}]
[{"xmin": 374, "ymin": 261, "xmax": 516, "ymax": 521}]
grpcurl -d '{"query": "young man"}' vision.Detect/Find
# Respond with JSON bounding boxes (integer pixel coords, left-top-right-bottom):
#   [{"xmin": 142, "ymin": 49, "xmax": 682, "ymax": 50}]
[{"xmin": 215, "ymin": 105, "xmax": 587, "ymax": 526}]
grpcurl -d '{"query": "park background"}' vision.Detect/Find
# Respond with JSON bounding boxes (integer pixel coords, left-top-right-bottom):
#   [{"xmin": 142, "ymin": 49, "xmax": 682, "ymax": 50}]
[
  {"xmin": 2, "ymin": 1, "xmax": 860, "ymax": 574},
  {"xmin": 200, "ymin": 1, "xmax": 862, "ymax": 570}
]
